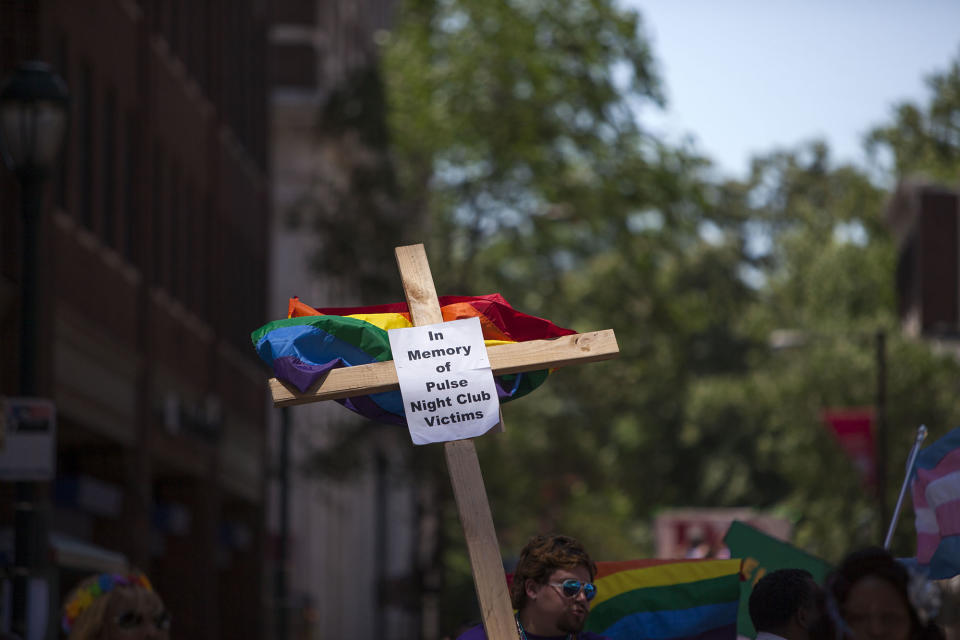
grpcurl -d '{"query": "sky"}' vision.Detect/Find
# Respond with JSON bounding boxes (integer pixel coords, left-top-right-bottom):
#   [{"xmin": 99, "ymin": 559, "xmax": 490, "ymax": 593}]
[{"xmin": 625, "ymin": 1, "xmax": 960, "ymax": 180}]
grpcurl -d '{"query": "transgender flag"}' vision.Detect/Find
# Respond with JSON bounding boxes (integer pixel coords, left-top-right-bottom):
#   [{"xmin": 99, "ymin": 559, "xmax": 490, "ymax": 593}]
[{"xmin": 912, "ymin": 426, "xmax": 960, "ymax": 579}]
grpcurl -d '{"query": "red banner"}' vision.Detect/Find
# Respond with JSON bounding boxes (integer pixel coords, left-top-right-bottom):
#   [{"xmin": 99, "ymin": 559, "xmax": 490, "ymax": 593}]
[{"xmin": 822, "ymin": 408, "xmax": 876, "ymax": 490}]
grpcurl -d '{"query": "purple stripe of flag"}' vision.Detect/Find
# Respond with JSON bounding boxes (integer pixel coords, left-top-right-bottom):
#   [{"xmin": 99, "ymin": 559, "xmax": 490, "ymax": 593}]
[{"xmin": 273, "ymin": 356, "xmax": 343, "ymax": 393}]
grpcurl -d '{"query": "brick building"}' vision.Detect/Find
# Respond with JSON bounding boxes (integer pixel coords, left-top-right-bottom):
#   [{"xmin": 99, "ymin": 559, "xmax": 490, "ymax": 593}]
[
  {"xmin": 1, "ymin": 1, "xmax": 270, "ymax": 638},
  {"xmin": 886, "ymin": 181, "xmax": 960, "ymax": 339}
]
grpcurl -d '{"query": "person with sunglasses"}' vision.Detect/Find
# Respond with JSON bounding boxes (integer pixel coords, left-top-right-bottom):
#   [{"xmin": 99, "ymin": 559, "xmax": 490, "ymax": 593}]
[
  {"xmin": 61, "ymin": 571, "xmax": 171, "ymax": 640},
  {"xmin": 457, "ymin": 533, "xmax": 609, "ymax": 640}
]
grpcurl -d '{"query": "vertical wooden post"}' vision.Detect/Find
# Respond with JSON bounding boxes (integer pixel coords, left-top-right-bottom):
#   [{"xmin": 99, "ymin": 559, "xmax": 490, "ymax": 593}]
[{"xmin": 395, "ymin": 245, "xmax": 517, "ymax": 640}]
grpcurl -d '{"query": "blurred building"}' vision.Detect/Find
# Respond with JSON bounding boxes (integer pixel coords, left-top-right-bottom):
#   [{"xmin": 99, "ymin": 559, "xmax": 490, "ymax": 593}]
[
  {"xmin": 268, "ymin": 1, "xmax": 429, "ymax": 639},
  {"xmin": 1, "ymin": 1, "xmax": 270, "ymax": 639},
  {"xmin": 886, "ymin": 181, "xmax": 960, "ymax": 339}
]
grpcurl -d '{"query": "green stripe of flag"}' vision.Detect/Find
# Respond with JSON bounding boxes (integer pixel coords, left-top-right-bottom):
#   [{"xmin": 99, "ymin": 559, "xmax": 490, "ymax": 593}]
[
  {"xmin": 251, "ymin": 315, "xmax": 395, "ymax": 362},
  {"xmin": 586, "ymin": 573, "xmax": 740, "ymax": 632}
]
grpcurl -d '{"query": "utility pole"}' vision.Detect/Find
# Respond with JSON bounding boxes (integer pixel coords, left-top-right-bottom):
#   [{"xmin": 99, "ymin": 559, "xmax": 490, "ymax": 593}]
[
  {"xmin": 876, "ymin": 329, "xmax": 888, "ymax": 542},
  {"xmin": 0, "ymin": 62, "xmax": 70, "ymax": 640}
]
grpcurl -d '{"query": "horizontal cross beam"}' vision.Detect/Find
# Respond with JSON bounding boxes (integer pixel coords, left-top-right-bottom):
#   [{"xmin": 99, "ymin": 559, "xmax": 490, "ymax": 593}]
[{"xmin": 268, "ymin": 329, "xmax": 619, "ymax": 407}]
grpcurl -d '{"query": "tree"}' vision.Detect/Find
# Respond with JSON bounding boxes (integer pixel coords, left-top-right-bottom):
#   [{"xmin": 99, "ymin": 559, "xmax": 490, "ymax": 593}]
[
  {"xmin": 684, "ymin": 141, "xmax": 960, "ymax": 558},
  {"xmin": 379, "ymin": 0, "xmax": 757, "ymax": 629},
  {"xmin": 382, "ymin": 0, "xmax": 685, "ymax": 295},
  {"xmin": 866, "ymin": 51, "xmax": 960, "ymax": 183},
  {"xmin": 295, "ymin": 3, "xmax": 960, "ymax": 634}
]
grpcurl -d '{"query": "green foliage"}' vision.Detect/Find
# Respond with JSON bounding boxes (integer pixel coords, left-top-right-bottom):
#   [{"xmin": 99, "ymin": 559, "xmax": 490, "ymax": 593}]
[
  {"xmin": 866, "ymin": 51, "xmax": 960, "ymax": 182},
  {"xmin": 382, "ymin": 0, "xmax": 687, "ymax": 297},
  {"xmin": 298, "ymin": 3, "xmax": 960, "ymax": 630},
  {"xmin": 701, "ymin": 139, "xmax": 960, "ymax": 560},
  {"xmin": 385, "ymin": 5, "xmax": 960, "ymax": 628}
]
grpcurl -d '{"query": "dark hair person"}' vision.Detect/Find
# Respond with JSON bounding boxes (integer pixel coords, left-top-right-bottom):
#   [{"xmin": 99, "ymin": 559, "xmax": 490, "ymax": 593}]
[
  {"xmin": 825, "ymin": 547, "xmax": 943, "ymax": 640},
  {"xmin": 749, "ymin": 568, "xmax": 823, "ymax": 640}
]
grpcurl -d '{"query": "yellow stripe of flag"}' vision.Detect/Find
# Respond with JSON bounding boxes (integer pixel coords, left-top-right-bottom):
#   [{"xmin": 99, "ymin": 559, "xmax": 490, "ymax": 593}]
[
  {"xmin": 342, "ymin": 313, "xmax": 517, "ymax": 348},
  {"xmin": 592, "ymin": 559, "xmax": 741, "ymax": 607},
  {"xmin": 344, "ymin": 313, "xmax": 413, "ymax": 331}
]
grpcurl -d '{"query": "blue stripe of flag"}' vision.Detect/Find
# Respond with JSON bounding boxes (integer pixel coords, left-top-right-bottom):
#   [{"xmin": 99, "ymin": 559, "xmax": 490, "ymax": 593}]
[
  {"xmin": 903, "ymin": 533, "xmax": 960, "ymax": 579},
  {"xmin": 914, "ymin": 427, "xmax": 960, "ymax": 472},
  {"xmin": 600, "ymin": 601, "xmax": 740, "ymax": 640},
  {"xmin": 255, "ymin": 324, "xmax": 378, "ymax": 369},
  {"xmin": 257, "ymin": 324, "xmax": 404, "ymax": 416}
]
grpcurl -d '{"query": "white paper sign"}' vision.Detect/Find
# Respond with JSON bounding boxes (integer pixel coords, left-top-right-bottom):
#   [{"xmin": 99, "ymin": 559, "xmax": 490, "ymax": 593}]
[{"xmin": 388, "ymin": 317, "xmax": 500, "ymax": 445}]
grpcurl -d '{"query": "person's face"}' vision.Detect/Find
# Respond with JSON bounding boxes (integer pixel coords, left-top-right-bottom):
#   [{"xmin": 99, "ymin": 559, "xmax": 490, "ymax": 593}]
[
  {"xmin": 101, "ymin": 588, "xmax": 170, "ymax": 640},
  {"xmin": 527, "ymin": 565, "xmax": 594, "ymax": 635},
  {"xmin": 842, "ymin": 575, "xmax": 913, "ymax": 640}
]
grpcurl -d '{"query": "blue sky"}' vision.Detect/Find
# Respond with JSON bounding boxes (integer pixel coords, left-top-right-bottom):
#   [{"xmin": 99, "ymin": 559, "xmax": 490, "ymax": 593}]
[{"xmin": 625, "ymin": 1, "xmax": 960, "ymax": 180}]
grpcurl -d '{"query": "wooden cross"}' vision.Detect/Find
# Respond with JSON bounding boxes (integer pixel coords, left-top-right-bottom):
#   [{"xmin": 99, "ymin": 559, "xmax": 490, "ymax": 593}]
[{"xmin": 268, "ymin": 244, "xmax": 619, "ymax": 640}]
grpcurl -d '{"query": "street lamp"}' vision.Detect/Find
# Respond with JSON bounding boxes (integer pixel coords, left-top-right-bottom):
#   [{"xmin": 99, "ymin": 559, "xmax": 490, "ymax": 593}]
[
  {"xmin": 0, "ymin": 61, "xmax": 70, "ymax": 395},
  {"xmin": 0, "ymin": 60, "xmax": 69, "ymax": 640},
  {"xmin": 769, "ymin": 328, "xmax": 888, "ymax": 542},
  {"xmin": 0, "ymin": 62, "xmax": 70, "ymax": 178}
]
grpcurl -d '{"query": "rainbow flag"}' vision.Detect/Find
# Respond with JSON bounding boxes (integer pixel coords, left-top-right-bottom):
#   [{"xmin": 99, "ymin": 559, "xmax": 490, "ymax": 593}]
[
  {"xmin": 251, "ymin": 294, "xmax": 575, "ymax": 425},
  {"xmin": 584, "ymin": 559, "xmax": 742, "ymax": 640}
]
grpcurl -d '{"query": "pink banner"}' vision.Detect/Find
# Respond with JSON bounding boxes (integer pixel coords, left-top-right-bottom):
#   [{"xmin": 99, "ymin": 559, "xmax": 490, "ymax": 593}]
[{"xmin": 822, "ymin": 408, "xmax": 876, "ymax": 490}]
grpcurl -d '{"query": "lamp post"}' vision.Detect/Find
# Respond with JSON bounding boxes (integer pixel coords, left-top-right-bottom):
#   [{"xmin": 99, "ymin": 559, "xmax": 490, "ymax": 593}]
[
  {"xmin": 875, "ymin": 330, "xmax": 888, "ymax": 537},
  {"xmin": 0, "ymin": 61, "xmax": 69, "ymax": 639},
  {"xmin": 769, "ymin": 328, "xmax": 889, "ymax": 542}
]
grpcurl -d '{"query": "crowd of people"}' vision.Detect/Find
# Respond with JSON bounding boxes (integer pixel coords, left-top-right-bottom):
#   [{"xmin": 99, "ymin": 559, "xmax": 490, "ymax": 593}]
[
  {"xmin": 1, "ymin": 532, "xmax": 948, "ymax": 639},
  {"xmin": 750, "ymin": 545, "xmax": 945, "ymax": 640},
  {"xmin": 456, "ymin": 535, "xmax": 951, "ymax": 640}
]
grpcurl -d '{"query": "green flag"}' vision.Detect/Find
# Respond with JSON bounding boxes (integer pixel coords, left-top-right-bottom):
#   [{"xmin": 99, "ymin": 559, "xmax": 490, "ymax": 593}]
[{"xmin": 723, "ymin": 520, "xmax": 832, "ymax": 638}]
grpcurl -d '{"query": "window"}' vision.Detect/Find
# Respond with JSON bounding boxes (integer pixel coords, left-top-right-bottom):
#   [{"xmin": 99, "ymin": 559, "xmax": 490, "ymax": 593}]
[
  {"xmin": 55, "ymin": 34, "xmax": 69, "ymax": 211},
  {"xmin": 169, "ymin": 162, "xmax": 180, "ymax": 295},
  {"xmin": 79, "ymin": 63, "xmax": 93, "ymax": 228},
  {"xmin": 122, "ymin": 110, "xmax": 139, "ymax": 263},
  {"xmin": 152, "ymin": 145, "xmax": 164, "ymax": 285},
  {"xmin": 102, "ymin": 87, "xmax": 116, "ymax": 247}
]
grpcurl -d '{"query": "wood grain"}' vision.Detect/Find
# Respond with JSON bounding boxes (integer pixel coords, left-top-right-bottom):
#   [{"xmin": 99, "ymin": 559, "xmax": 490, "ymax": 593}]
[
  {"xmin": 266, "ymin": 242, "xmax": 618, "ymax": 640},
  {"xmin": 396, "ymin": 244, "xmax": 517, "ymax": 640},
  {"xmin": 269, "ymin": 329, "xmax": 618, "ymax": 407}
]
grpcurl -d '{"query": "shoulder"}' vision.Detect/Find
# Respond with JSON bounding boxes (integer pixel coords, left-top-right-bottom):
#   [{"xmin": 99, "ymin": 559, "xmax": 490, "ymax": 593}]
[
  {"xmin": 455, "ymin": 624, "xmax": 487, "ymax": 640},
  {"xmin": 579, "ymin": 633, "xmax": 612, "ymax": 640}
]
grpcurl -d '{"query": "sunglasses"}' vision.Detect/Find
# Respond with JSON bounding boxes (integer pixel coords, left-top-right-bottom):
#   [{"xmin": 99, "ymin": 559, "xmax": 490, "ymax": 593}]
[
  {"xmin": 548, "ymin": 579, "xmax": 597, "ymax": 601},
  {"xmin": 114, "ymin": 609, "xmax": 172, "ymax": 632}
]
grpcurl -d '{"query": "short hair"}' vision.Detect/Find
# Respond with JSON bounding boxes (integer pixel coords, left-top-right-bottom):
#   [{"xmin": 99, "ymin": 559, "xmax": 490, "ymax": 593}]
[
  {"xmin": 748, "ymin": 568, "xmax": 816, "ymax": 632},
  {"xmin": 509, "ymin": 534, "xmax": 597, "ymax": 610}
]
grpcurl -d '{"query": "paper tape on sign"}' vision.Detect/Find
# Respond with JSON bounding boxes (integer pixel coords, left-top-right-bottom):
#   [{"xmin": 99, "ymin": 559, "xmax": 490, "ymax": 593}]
[{"xmin": 388, "ymin": 317, "xmax": 500, "ymax": 444}]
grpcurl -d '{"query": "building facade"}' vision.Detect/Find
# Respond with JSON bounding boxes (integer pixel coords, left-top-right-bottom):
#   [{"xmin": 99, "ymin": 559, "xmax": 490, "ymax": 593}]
[
  {"xmin": 886, "ymin": 180, "xmax": 960, "ymax": 339},
  {"xmin": 268, "ymin": 1, "xmax": 430, "ymax": 639},
  {"xmin": 1, "ymin": 1, "xmax": 270, "ymax": 638}
]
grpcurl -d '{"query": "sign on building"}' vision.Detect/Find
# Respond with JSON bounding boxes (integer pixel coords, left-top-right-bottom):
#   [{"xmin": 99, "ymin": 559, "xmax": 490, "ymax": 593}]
[{"xmin": 0, "ymin": 397, "xmax": 56, "ymax": 481}]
